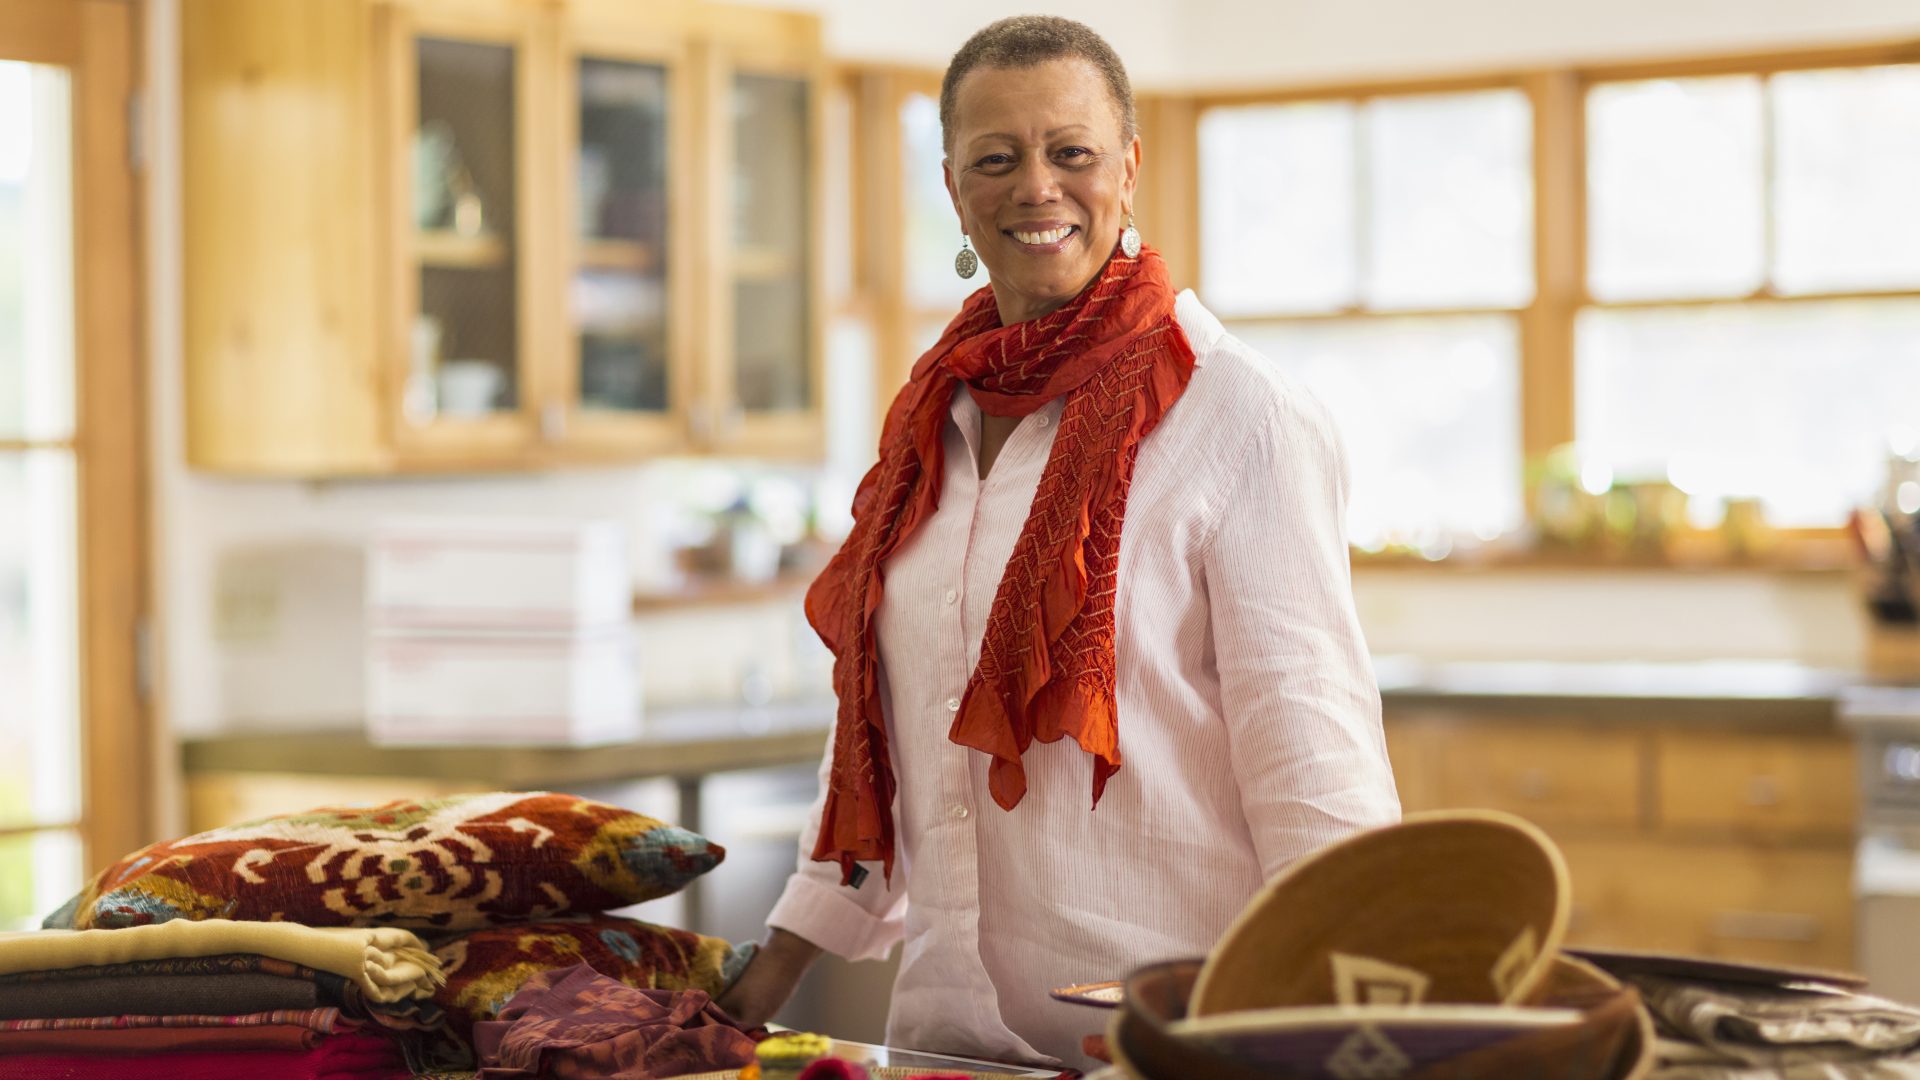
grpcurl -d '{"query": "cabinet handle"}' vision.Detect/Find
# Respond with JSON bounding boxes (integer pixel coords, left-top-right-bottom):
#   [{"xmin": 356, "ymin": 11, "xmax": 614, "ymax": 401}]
[
  {"xmin": 1515, "ymin": 769, "xmax": 1554, "ymax": 801},
  {"xmin": 1746, "ymin": 775, "xmax": 1782, "ymax": 808},
  {"xmin": 1709, "ymin": 910, "xmax": 1820, "ymax": 943},
  {"xmin": 541, "ymin": 403, "xmax": 567, "ymax": 442}
]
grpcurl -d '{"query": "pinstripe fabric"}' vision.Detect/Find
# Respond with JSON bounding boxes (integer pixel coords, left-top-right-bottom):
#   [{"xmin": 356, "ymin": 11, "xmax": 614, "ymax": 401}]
[{"xmin": 768, "ymin": 291, "xmax": 1400, "ymax": 1071}]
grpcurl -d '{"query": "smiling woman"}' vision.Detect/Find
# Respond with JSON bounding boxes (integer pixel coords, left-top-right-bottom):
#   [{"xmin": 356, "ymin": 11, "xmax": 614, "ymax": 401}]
[
  {"xmin": 719, "ymin": 15, "xmax": 1400, "ymax": 1072},
  {"xmin": 938, "ymin": 35, "xmax": 1139, "ymax": 325}
]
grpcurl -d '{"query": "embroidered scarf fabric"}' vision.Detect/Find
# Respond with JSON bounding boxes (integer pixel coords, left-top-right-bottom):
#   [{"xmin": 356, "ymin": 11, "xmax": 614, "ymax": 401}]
[{"xmin": 807, "ymin": 245, "xmax": 1196, "ymax": 884}]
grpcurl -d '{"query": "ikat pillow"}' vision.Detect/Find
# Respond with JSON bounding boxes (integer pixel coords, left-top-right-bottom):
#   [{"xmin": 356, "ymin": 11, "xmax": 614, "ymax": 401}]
[{"xmin": 66, "ymin": 791, "xmax": 725, "ymax": 931}]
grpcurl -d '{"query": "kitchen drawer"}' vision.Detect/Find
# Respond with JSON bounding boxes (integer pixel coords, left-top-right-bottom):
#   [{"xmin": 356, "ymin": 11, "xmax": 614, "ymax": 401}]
[
  {"xmin": 1654, "ymin": 731, "xmax": 1856, "ymax": 837},
  {"xmin": 1424, "ymin": 724, "xmax": 1646, "ymax": 830},
  {"xmin": 1559, "ymin": 839, "xmax": 1854, "ymax": 972}
]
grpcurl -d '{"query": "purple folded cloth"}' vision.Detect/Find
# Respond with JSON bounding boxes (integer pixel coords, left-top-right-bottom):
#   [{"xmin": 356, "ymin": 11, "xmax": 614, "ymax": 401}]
[{"xmin": 474, "ymin": 963, "xmax": 764, "ymax": 1080}]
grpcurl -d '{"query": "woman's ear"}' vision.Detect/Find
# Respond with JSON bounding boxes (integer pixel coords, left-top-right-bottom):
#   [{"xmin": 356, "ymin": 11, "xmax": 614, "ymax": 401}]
[
  {"xmin": 1121, "ymin": 133, "xmax": 1142, "ymax": 212},
  {"xmin": 944, "ymin": 158, "xmax": 965, "ymax": 231}
]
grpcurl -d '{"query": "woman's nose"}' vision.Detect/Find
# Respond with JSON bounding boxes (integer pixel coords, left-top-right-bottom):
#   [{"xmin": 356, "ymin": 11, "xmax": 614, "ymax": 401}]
[{"xmin": 1010, "ymin": 153, "xmax": 1062, "ymax": 205}]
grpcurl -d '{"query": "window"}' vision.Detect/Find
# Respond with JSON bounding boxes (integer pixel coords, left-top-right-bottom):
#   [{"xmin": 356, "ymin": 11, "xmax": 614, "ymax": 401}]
[
  {"xmin": 0, "ymin": 59, "xmax": 86, "ymax": 930},
  {"xmin": 1197, "ymin": 88, "xmax": 1532, "ymax": 548},
  {"xmin": 0, "ymin": 4, "xmax": 147, "ymax": 929},
  {"xmin": 1580, "ymin": 63, "xmax": 1920, "ymax": 526}
]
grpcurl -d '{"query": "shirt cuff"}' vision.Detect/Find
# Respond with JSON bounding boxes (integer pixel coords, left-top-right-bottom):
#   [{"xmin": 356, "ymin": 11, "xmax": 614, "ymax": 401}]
[{"xmin": 766, "ymin": 870, "xmax": 903, "ymax": 963}]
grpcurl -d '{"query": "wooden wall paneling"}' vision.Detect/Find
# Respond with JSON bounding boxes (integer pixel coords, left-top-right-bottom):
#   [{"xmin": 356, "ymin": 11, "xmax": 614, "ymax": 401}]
[
  {"xmin": 184, "ymin": 0, "xmax": 386, "ymax": 472},
  {"xmin": 0, "ymin": 0, "xmax": 78, "ymax": 65},
  {"xmin": 73, "ymin": 0, "xmax": 152, "ymax": 869},
  {"xmin": 1135, "ymin": 93, "xmax": 1198, "ymax": 293}
]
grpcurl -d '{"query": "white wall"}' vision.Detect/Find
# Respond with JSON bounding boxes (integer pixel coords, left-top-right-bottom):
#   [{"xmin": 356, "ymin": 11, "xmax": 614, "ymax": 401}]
[{"xmin": 146, "ymin": 0, "xmax": 1899, "ymax": 743}]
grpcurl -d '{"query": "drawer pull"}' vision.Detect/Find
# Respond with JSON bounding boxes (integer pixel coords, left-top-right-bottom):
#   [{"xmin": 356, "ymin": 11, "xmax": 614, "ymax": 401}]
[
  {"xmin": 1516, "ymin": 769, "xmax": 1554, "ymax": 801},
  {"xmin": 1709, "ymin": 910, "xmax": 1820, "ymax": 943},
  {"xmin": 1746, "ymin": 775, "xmax": 1782, "ymax": 808}
]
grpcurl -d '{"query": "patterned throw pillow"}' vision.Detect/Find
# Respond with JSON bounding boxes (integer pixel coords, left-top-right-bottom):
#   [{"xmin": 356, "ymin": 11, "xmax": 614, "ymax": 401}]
[
  {"xmin": 67, "ymin": 792, "xmax": 725, "ymax": 932},
  {"xmin": 428, "ymin": 914, "xmax": 755, "ymax": 1046}
]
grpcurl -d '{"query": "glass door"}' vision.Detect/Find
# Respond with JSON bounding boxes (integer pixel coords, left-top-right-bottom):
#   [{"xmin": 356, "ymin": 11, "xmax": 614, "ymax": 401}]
[
  {"xmin": 388, "ymin": 4, "xmax": 546, "ymax": 458},
  {"xmin": 0, "ymin": 0, "xmax": 145, "ymax": 929},
  {"xmin": 557, "ymin": 38, "xmax": 686, "ymax": 453},
  {"xmin": 706, "ymin": 51, "xmax": 825, "ymax": 457}
]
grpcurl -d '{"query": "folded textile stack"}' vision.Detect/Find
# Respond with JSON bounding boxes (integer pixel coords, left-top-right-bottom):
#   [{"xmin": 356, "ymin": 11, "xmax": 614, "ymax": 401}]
[
  {"xmin": 25, "ymin": 790, "xmax": 752, "ymax": 1071},
  {"xmin": 0, "ymin": 919, "xmax": 441, "ymax": 1077}
]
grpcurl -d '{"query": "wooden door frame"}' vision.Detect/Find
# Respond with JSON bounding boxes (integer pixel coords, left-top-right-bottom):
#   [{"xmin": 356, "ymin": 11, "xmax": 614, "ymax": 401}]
[{"xmin": 0, "ymin": 0, "xmax": 153, "ymax": 872}]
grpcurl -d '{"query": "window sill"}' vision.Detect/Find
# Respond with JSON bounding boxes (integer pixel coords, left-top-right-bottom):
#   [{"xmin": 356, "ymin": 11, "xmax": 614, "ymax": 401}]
[{"xmin": 1351, "ymin": 535, "xmax": 1856, "ymax": 576}]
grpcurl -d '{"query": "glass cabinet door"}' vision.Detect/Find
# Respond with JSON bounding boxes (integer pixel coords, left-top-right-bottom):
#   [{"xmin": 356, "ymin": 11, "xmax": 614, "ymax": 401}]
[
  {"xmin": 569, "ymin": 56, "xmax": 672, "ymax": 424},
  {"xmin": 404, "ymin": 32, "xmax": 524, "ymax": 428},
  {"xmin": 726, "ymin": 70, "xmax": 816, "ymax": 436}
]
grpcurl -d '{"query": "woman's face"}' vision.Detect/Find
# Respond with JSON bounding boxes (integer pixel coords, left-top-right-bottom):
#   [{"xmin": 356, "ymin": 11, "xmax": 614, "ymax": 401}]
[{"xmin": 945, "ymin": 58, "xmax": 1141, "ymax": 325}]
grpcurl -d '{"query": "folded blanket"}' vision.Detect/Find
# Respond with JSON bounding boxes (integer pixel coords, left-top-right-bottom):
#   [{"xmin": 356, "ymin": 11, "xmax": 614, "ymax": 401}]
[
  {"xmin": 474, "ymin": 963, "xmax": 762, "ymax": 1079},
  {"xmin": 0, "ymin": 1028, "xmax": 411, "ymax": 1079},
  {"xmin": 0, "ymin": 1024, "xmax": 326, "ymax": 1054},
  {"xmin": 1, "ymin": 1007, "xmax": 347, "ymax": 1034},
  {"xmin": 0, "ymin": 920, "xmax": 443, "ymax": 1003},
  {"xmin": 0, "ymin": 972, "xmax": 322, "ymax": 1020},
  {"xmin": 1628, "ymin": 973, "xmax": 1920, "ymax": 1077}
]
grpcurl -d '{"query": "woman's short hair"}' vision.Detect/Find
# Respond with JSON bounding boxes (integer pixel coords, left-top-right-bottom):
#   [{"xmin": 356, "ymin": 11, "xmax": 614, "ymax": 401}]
[{"xmin": 940, "ymin": 15, "xmax": 1137, "ymax": 158}]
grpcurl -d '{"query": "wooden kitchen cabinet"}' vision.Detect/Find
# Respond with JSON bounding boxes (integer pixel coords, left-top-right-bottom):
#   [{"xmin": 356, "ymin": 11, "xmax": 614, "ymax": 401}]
[
  {"xmin": 1388, "ymin": 709, "xmax": 1859, "ymax": 971},
  {"xmin": 184, "ymin": 0, "xmax": 825, "ymax": 474}
]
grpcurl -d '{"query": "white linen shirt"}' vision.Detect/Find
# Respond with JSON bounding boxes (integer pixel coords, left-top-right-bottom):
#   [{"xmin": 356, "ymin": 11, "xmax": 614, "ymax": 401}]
[{"xmin": 767, "ymin": 290, "xmax": 1400, "ymax": 1070}]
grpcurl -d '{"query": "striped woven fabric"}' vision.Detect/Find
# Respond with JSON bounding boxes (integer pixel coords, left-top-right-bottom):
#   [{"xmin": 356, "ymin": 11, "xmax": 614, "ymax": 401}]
[{"xmin": 0, "ymin": 1007, "xmax": 346, "ymax": 1034}]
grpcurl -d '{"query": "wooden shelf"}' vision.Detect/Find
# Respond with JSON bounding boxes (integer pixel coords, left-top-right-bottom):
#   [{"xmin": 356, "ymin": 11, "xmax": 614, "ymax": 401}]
[
  {"xmin": 416, "ymin": 229, "xmax": 509, "ymax": 269},
  {"xmin": 578, "ymin": 237, "xmax": 659, "ymax": 273},
  {"xmin": 632, "ymin": 566, "xmax": 820, "ymax": 612},
  {"xmin": 732, "ymin": 245, "xmax": 799, "ymax": 282}
]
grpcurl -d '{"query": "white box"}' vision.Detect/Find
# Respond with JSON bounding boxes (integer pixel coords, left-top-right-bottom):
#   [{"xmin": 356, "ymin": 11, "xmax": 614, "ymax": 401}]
[
  {"xmin": 368, "ymin": 518, "xmax": 631, "ymax": 632},
  {"xmin": 366, "ymin": 628, "xmax": 641, "ymax": 746}
]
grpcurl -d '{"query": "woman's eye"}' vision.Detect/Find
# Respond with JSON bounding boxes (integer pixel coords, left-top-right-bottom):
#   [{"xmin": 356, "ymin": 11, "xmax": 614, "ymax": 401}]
[
  {"xmin": 976, "ymin": 154, "xmax": 1013, "ymax": 167},
  {"xmin": 1057, "ymin": 147, "xmax": 1091, "ymax": 161}
]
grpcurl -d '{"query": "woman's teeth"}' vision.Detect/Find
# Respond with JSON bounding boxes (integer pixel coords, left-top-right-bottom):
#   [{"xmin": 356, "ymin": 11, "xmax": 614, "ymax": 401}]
[{"xmin": 1012, "ymin": 226, "xmax": 1075, "ymax": 245}]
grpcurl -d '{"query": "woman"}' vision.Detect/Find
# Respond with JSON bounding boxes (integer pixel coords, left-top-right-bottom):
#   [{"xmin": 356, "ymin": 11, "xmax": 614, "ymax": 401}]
[{"xmin": 719, "ymin": 15, "xmax": 1399, "ymax": 1070}]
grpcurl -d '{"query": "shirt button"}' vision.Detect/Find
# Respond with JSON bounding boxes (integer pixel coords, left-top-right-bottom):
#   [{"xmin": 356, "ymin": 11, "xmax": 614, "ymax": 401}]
[
  {"xmin": 944, "ymin": 588, "xmax": 957, "ymax": 605},
  {"xmin": 952, "ymin": 804, "xmax": 970, "ymax": 820},
  {"xmin": 945, "ymin": 697, "xmax": 961, "ymax": 713},
  {"xmin": 1036, "ymin": 415, "xmax": 1051, "ymax": 428}
]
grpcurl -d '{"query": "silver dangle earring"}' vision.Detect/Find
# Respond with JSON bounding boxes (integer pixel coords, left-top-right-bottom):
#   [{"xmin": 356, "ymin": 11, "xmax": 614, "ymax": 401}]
[
  {"xmin": 1120, "ymin": 212, "xmax": 1142, "ymax": 259},
  {"xmin": 954, "ymin": 233, "xmax": 979, "ymax": 279}
]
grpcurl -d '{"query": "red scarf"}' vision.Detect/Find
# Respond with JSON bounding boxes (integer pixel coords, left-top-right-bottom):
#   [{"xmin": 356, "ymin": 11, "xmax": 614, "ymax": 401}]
[{"xmin": 806, "ymin": 245, "xmax": 1196, "ymax": 884}]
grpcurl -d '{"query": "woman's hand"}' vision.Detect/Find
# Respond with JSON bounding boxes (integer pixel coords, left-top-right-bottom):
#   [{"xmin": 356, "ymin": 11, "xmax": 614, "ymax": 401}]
[{"xmin": 717, "ymin": 928, "xmax": 823, "ymax": 1027}]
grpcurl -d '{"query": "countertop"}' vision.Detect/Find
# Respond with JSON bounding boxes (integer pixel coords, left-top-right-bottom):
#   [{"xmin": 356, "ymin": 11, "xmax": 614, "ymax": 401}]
[{"xmin": 182, "ymin": 659, "xmax": 1890, "ymax": 786}]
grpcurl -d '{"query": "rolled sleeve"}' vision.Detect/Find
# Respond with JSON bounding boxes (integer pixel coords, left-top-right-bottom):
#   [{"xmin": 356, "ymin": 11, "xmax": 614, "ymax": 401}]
[
  {"xmin": 766, "ymin": 725, "xmax": 907, "ymax": 962},
  {"xmin": 1202, "ymin": 384, "xmax": 1400, "ymax": 879}
]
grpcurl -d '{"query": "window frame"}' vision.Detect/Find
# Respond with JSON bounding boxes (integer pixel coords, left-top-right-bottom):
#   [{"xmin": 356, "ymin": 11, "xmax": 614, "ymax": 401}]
[
  {"xmin": 840, "ymin": 39, "xmax": 1920, "ymax": 565},
  {"xmin": 0, "ymin": 0, "xmax": 152, "ymax": 885}
]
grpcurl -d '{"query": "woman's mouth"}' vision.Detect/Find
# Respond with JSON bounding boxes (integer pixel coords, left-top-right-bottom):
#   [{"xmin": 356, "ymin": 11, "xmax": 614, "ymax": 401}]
[{"xmin": 1007, "ymin": 225, "xmax": 1078, "ymax": 251}]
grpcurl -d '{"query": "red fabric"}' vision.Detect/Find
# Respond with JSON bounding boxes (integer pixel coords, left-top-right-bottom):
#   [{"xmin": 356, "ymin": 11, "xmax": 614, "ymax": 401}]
[
  {"xmin": 807, "ymin": 244, "xmax": 1196, "ymax": 882},
  {"xmin": 0, "ymin": 1029, "xmax": 409, "ymax": 1079},
  {"xmin": 473, "ymin": 963, "xmax": 763, "ymax": 1079}
]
